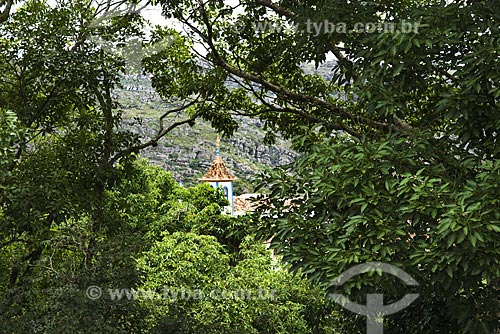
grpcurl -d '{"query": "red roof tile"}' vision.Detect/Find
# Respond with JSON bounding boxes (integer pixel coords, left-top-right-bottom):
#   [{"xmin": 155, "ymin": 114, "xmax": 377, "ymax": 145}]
[{"xmin": 199, "ymin": 156, "xmax": 236, "ymax": 181}]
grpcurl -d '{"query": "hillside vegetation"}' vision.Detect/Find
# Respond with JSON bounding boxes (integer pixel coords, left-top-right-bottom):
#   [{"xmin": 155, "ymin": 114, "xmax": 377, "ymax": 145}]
[{"xmin": 117, "ymin": 75, "xmax": 298, "ymax": 193}]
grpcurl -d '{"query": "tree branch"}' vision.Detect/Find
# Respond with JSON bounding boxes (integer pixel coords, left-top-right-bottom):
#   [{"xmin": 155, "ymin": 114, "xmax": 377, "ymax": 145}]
[
  {"xmin": 241, "ymin": 76, "xmax": 361, "ymax": 136},
  {"xmin": 249, "ymin": 0, "xmax": 295, "ymax": 17},
  {"xmin": 195, "ymin": 0, "xmax": 391, "ymax": 132},
  {"xmin": 250, "ymin": 0, "xmax": 352, "ymax": 74},
  {"xmin": 0, "ymin": 0, "xmax": 14, "ymax": 23},
  {"xmin": 108, "ymin": 100, "xmax": 201, "ymax": 165}
]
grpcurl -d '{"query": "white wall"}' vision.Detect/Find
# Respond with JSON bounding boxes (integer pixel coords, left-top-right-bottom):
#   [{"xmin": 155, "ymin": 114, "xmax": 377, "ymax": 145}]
[{"xmin": 207, "ymin": 181, "xmax": 234, "ymax": 216}]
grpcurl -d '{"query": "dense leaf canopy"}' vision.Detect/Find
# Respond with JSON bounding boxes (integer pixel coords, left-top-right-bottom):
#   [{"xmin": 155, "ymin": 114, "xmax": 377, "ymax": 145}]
[{"xmin": 1, "ymin": 0, "xmax": 499, "ymax": 333}]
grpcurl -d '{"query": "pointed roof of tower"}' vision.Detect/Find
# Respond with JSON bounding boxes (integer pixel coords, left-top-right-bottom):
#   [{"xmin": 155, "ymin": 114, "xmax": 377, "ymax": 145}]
[
  {"xmin": 199, "ymin": 155, "xmax": 237, "ymax": 181},
  {"xmin": 199, "ymin": 134, "xmax": 237, "ymax": 182}
]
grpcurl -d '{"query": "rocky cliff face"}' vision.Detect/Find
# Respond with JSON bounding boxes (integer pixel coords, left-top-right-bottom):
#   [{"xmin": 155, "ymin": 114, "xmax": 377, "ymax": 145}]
[{"xmin": 117, "ymin": 76, "xmax": 297, "ymax": 193}]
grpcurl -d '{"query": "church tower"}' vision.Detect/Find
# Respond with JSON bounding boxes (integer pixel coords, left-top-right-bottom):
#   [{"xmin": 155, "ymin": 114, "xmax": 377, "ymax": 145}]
[{"xmin": 199, "ymin": 135, "xmax": 237, "ymax": 215}]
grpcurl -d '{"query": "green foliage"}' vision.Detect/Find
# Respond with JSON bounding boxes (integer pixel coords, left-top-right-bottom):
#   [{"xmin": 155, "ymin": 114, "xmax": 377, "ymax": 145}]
[
  {"xmin": 3, "ymin": 0, "xmax": 499, "ymax": 333},
  {"xmin": 256, "ymin": 129, "xmax": 500, "ymax": 333},
  {"xmin": 0, "ymin": 109, "xmax": 23, "ymax": 181},
  {"xmin": 144, "ymin": 0, "xmax": 500, "ymax": 332},
  {"xmin": 1, "ymin": 144, "xmax": 339, "ymax": 333},
  {"xmin": 138, "ymin": 232, "xmax": 341, "ymax": 334}
]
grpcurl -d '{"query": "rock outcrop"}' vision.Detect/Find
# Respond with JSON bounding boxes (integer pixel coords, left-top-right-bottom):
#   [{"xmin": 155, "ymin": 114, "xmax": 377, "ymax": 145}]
[{"xmin": 117, "ymin": 76, "xmax": 297, "ymax": 192}]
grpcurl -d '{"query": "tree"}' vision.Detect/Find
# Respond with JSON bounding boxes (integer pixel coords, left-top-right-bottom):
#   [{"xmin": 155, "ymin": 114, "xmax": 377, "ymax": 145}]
[
  {"xmin": 1, "ymin": 148, "xmax": 342, "ymax": 333},
  {"xmin": 256, "ymin": 131, "xmax": 500, "ymax": 333},
  {"xmin": 0, "ymin": 0, "xmax": 210, "ymax": 301},
  {"xmin": 1, "ymin": 2, "xmax": 344, "ymax": 333},
  {"xmin": 2, "ymin": 0, "xmax": 499, "ymax": 332},
  {"xmin": 0, "ymin": 1, "xmax": 219, "ymax": 332},
  {"xmin": 133, "ymin": 165, "xmax": 342, "ymax": 334},
  {"xmin": 148, "ymin": 0, "xmax": 500, "ymax": 333},
  {"xmin": 138, "ymin": 232, "xmax": 342, "ymax": 334},
  {"xmin": 0, "ymin": 0, "xmax": 16, "ymax": 23}
]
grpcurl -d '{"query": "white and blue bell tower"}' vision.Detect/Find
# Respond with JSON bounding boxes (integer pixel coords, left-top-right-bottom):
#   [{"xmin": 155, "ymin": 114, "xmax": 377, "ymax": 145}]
[{"xmin": 199, "ymin": 135, "xmax": 236, "ymax": 215}]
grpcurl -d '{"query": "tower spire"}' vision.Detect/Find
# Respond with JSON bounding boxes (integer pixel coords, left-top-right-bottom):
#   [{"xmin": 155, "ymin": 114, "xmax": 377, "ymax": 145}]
[
  {"xmin": 215, "ymin": 133, "xmax": 220, "ymax": 156},
  {"xmin": 200, "ymin": 132, "xmax": 236, "ymax": 216}
]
